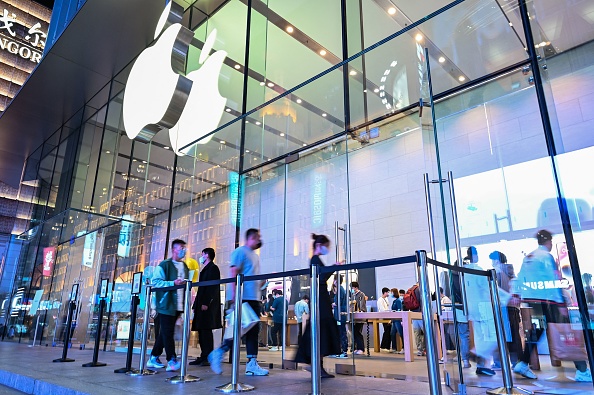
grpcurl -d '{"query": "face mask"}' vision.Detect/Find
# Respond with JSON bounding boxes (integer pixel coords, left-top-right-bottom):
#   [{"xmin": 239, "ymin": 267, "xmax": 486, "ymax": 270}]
[
  {"xmin": 350, "ymin": 289, "xmax": 355, "ymax": 295},
  {"xmin": 320, "ymin": 246, "xmax": 329, "ymax": 255},
  {"xmin": 177, "ymin": 248, "xmax": 186, "ymax": 259},
  {"xmin": 199, "ymin": 256, "xmax": 205, "ymax": 264},
  {"xmin": 400, "ymin": 296, "xmax": 404, "ymax": 300},
  {"xmin": 255, "ymin": 241, "xmax": 263, "ymax": 249}
]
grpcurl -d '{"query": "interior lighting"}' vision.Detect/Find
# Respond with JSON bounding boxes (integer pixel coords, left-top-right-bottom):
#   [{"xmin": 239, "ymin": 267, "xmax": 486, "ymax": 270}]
[
  {"xmin": 234, "ymin": 64, "xmax": 241, "ymax": 69},
  {"xmin": 286, "ymin": 26, "xmax": 294, "ymax": 33},
  {"xmin": 296, "ymin": 99, "xmax": 302, "ymax": 104},
  {"xmin": 438, "ymin": 56, "xmax": 445, "ymax": 63},
  {"xmin": 255, "ymin": 121, "xmax": 261, "ymax": 125},
  {"xmin": 142, "ymin": 160, "xmax": 147, "ymax": 164},
  {"xmin": 388, "ymin": 7, "xmax": 396, "ymax": 15},
  {"xmin": 319, "ymin": 49, "xmax": 327, "ymax": 56},
  {"xmin": 164, "ymin": 146, "xmax": 170, "ymax": 149},
  {"xmin": 349, "ymin": 70, "xmax": 357, "ymax": 76},
  {"xmin": 373, "ymin": 88, "xmax": 379, "ymax": 93},
  {"xmin": 280, "ymin": 133, "xmax": 285, "ymax": 137},
  {"xmin": 458, "ymin": 76, "xmax": 466, "ymax": 82},
  {"xmin": 302, "ymin": 143, "xmax": 307, "ymax": 146},
  {"xmin": 260, "ymin": 81, "xmax": 265, "ymax": 86},
  {"xmin": 322, "ymin": 113, "xmax": 327, "ymax": 117},
  {"xmin": 225, "ymin": 108, "xmax": 231, "ymax": 112},
  {"xmin": 415, "ymin": 33, "xmax": 423, "ymax": 42},
  {"xmin": 105, "ymin": 150, "xmax": 111, "ymax": 154},
  {"xmin": 220, "ymin": 140, "xmax": 226, "ymax": 144},
  {"xmin": 267, "ymin": 82, "xmax": 275, "ymax": 87}
]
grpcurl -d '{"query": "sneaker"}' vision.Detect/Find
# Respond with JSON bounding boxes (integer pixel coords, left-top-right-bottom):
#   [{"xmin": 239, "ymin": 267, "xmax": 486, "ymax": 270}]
[
  {"xmin": 337, "ymin": 352, "xmax": 348, "ymax": 359},
  {"xmin": 575, "ymin": 369, "xmax": 593, "ymax": 382},
  {"xmin": 208, "ymin": 348, "xmax": 224, "ymax": 375},
  {"xmin": 389, "ymin": 349, "xmax": 397, "ymax": 354},
  {"xmin": 462, "ymin": 360, "xmax": 471, "ymax": 369},
  {"xmin": 146, "ymin": 356, "xmax": 165, "ymax": 369},
  {"xmin": 398, "ymin": 349, "xmax": 404, "ymax": 354},
  {"xmin": 189, "ymin": 358, "xmax": 203, "ymax": 366},
  {"xmin": 476, "ymin": 367, "xmax": 496, "ymax": 376},
  {"xmin": 513, "ymin": 361, "xmax": 537, "ymax": 379},
  {"xmin": 246, "ymin": 359, "xmax": 269, "ymax": 376},
  {"xmin": 439, "ymin": 358, "xmax": 444, "ymax": 364},
  {"xmin": 416, "ymin": 351, "xmax": 426, "ymax": 357},
  {"xmin": 381, "ymin": 348, "xmax": 391, "ymax": 352},
  {"xmin": 166, "ymin": 358, "xmax": 181, "ymax": 372},
  {"xmin": 354, "ymin": 350, "xmax": 364, "ymax": 355},
  {"xmin": 269, "ymin": 346, "xmax": 279, "ymax": 351},
  {"xmin": 491, "ymin": 362, "xmax": 502, "ymax": 371}
]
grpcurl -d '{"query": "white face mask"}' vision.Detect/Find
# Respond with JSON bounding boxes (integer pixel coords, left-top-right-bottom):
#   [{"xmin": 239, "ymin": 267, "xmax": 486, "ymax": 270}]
[{"xmin": 320, "ymin": 246, "xmax": 329, "ymax": 255}]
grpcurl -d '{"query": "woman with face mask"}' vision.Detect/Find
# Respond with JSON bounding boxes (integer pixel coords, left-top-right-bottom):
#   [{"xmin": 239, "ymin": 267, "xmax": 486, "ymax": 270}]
[{"xmin": 294, "ymin": 234, "xmax": 342, "ymax": 378}]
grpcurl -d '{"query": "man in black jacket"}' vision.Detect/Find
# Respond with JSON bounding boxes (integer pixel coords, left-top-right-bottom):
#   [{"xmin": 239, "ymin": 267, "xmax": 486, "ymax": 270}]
[{"xmin": 190, "ymin": 248, "xmax": 222, "ymax": 366}]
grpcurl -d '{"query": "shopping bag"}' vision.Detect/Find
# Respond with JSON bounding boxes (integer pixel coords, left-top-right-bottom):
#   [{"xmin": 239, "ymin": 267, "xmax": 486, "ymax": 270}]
[
  {"xmin": 223, "ymin": 302, "xmax": 260, "ymax": 340},
  {"xmin": 546, "ymin": 323, "xmax": 588, "ymax": 361}
]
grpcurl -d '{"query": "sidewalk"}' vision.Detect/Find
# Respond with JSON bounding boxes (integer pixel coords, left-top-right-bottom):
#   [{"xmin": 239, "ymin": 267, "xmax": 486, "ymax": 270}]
[{"xmin": 0, "ymin": 341, "xmax": 469, "ymax": 395}]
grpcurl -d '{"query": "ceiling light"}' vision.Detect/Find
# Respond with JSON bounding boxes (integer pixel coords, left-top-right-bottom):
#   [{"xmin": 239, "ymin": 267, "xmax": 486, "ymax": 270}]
[
  {"xmin": 280, "ymin": 133, "xmax": 285, "ymax": 137},
  {"xmin": 132, "ymin": 159, "xmax": 137, "ymax": 162},
  {"xmin": 142, "ymin": 160, "xmax": 147, "ymax": 164},
  {"xmin": 220, "ymin": 140, "xmax": 226, "ymax": 144},
  {"xmin": 509, "ymin": 22, "xmax": 513, "ymax": 27},
  {"xmin": 147, "ymin": 180, "xmax": 151, "ymax": 183},
  {"xmin": 267, "ymin": 82, "xmax": 275, "ymax": 87},
  {"xmin": 438, "ymin": 56, "xmax": 445, "ymax": 63},
  {"xmin": 319, "ymin": 49, "xmax": 327, "ymax": 56},
  {"xmin": 234, "ymin": 64, "xmax": 240, "ymax": 69},
  {"xmin": 255, "ymin": 121, "xmax": 261, "ymax": 125},
  {"xmin": 322, "ymin": 113, "xmax": 327, "ymax": 117},
  {"xmin": 373, "ymin": 88, "xmax": 379, "ymax": 93},
  {"xmin": 225, "ymin": 108, "xmax": 231, "ymax": 112},
  {"xmin": 415, "ymin": 33, "xmax": 423, "ymax": 42},
  {"xmin": 363, "ymin": 89, "xmax": 367, "ymax": 93},
  {"xmin": 296, "ymin": 99, "xmax": 302, "ymax": 104},
  {"xmin": 260, "ymin": 81, "xmax": 265, "ymax": 86},
  {"xmin": 286, "ymin": 26, "xmax": 294, "ymax": 33},
  {"xmin": 388, "ymin": 7, "xmax": 396, "ymax": 15},
  {"xmin": 164, "ymin": 146, "xmax": 170, "ymax": 150},
  {"xmin": 302, "ymin": 143, "xmax": 307, "ymax": 146},
  {"xmin": 105, "ymin": 150, "xmax": 111, "ymax": 154},
  {"xmin": 212, "ymin": 182, "xmax": 216, "ymax": 185},
  {"xmin": 458, "ymin": 76, "xmax": 466, "ymax": 82},
  {"xmin": 349, "ymin": 70, "xmax": 357, "ymax": 76},
  {"xmin": 245, "ymin": 150, "xmax": 250, "ymax": 153}
]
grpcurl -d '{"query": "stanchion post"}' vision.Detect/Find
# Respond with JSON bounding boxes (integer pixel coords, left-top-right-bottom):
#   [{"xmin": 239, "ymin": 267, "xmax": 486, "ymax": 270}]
[
  {"xmin": 168, "ymin": 281, "xmax": 200, "ymax": 383},
  {"xmin": 53, "ymin": 300, "xmax": 76, "ymax": 363},
  {"xmin": 127, "ymin": 285, "xmax": 157, "ymax": 376},
  {"xmin": 215, "ymin": 274, "xmax": 254, "ymax": 393},
  {"xmin": 83, "ymin": 298, "xmax": 107, "ymax": 367},
  {"xmin": 310, "ymin": 260, "xmax": 321, "ymax": 395},
  {"xmin": 486, "ymin": 270, "xmax": 532, "ymax": 395},
  {"xmin": 416, "ymin": 250, "xmax": 442, "ymax": 395},
  {"xmin": 114, "ymin": 295, "xmax": 140, "ymax": 373}
]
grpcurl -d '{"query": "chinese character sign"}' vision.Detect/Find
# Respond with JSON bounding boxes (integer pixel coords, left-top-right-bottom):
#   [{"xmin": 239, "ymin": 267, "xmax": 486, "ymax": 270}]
[
  {"xmin": 42, "ymin": 246, "xmax": 56, "ymax": 276},
  {"xmin": 0, "ymin": 7, "xmax": 48, "ymax": 63}
]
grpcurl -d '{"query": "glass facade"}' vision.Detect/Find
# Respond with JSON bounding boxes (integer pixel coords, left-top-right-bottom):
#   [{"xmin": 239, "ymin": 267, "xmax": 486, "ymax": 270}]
[{"xmin": 2, "ymin": 0, "xmax": 594, "ymax": 390}]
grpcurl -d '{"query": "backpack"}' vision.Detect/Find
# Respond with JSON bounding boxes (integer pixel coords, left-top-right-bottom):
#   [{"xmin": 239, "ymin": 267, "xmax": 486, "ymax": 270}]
[{"xmin": 403, "ymin": 285, "xmax": 420, "ymax": 311}]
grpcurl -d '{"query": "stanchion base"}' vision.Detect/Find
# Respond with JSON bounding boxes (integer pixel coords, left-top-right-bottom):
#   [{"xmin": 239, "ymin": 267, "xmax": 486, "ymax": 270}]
[
  {"xmin": 127, "ymin": 369, "xmax": 157, "ymax": 376},
  {"xmin": 167, "ymin": 374, "xmax": 201, "ymax": 384},
  {"xmin": 114, "ymin": 367, "xmax": 134, "ymax": 374},
  {"xmin": 215, "ymin": 382, "xmax": 255, "ymax": 393},
  {"xmin": 82, "ymin": 362, "xmax": 106, "ymax": 367},
  {"xmin": 53, "ymin": 358, "xmax": 75, "ymax": 363},
  {"xmin": 486, "ymin": 386, "xmax": 533, "ymax": 395}
]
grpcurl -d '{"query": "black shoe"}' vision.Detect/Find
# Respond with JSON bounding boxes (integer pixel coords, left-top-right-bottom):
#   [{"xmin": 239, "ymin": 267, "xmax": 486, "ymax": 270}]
[
  {"xmin": 199, "ymin": 360, "xmax": 210, "ymax": 367},
  {"xmin": 189, "ymin": 358, "xmax": 204, "ymax": 366},
  {"xmin": 476, "ymin": 367, "xmax": 496, "ymax": 376},
  {"xmin": 321, "ymin": 368, "xmax": 335, "ymax": 379}
]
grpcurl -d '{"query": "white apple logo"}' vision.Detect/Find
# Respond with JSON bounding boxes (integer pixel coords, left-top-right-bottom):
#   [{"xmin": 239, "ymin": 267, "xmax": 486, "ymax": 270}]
[{"xmin": 123, "ymin": 3, "xmax": 228, "ymax": 155}]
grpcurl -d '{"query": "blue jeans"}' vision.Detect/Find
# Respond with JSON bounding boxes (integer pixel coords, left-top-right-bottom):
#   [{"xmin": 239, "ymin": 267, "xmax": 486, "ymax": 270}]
[
  {"xmin": 338, "ymin": 321, "xmax": 348, "ymax": 353},
  {"xmin": 391, "ymin": 320, "xmax": 403, "ymax": 350}
]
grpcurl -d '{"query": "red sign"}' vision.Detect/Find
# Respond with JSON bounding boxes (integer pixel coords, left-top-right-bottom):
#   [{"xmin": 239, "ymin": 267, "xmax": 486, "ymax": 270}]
[{"xmin": 42, "ymin": 247, "xmax": 55, "ymax": 276}]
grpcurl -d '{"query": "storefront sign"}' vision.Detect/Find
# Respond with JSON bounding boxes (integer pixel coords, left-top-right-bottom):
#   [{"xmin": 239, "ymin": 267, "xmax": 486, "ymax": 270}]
[
  {"xmin": 0, "ymin": 9, "xmax": 46, "ymax": 63},
  {"xmin": 42, "ymin": 246, "xmax": 55, "ymax": 276},
  {"xmin": 116, "ymin": 320, "xmax": 130, "ymax": 340},
  {"xmin": 228, "ymin": 172, "xmax": 242, "ymax": 226},
  {"xmin": 117, "ymin": 215, "xmax": 133, "ymax": 258},
  {"xmin": 82, "ymin": 232, "xmax": 96, "ymax": 268},
  {"xmin": 311, "ymin": 172, "xmax": 326, "ymax": 228}
]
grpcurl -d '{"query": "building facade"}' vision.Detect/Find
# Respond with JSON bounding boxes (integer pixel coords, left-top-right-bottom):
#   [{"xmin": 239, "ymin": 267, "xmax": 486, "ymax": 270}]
[{"xmin": 1, "ymin": 0, "xmax": 594, "ymax": 390}]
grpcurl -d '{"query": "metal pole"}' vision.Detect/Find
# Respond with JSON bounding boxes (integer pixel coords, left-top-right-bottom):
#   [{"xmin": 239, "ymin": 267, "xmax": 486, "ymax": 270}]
[
  {"xmin": 416, "ymin": 250, "xmax": 442, "ymax": 395},
  {"xmin": 447, "ymin": 171, "xmax": 469, "ymax": 316},
  {"xmin": 486, "ymin": 270, "xmax": 532, "ymax": 395},
  {"xmin": 53, "ymin": 301, "xmax": 76, "ymax": 362},
  {"xmin": 216, "ymin": 274, "xmax": 254, "ymax": 392},
  {"xmin": 114, "ymin": 295, "xmax": 139, "ymax": 373},
  {"xmin": 168, "ymin": 281, "xmax": 199, "ymax": 383},
  {"xmin": 83, "ymin": 298, "xmax": 107, "ymax": 367},
  {"xmin": 424, "ymin": 174, "xmax": 441, "ymax": 315},
  {"xmin": 127, "ymin": 286, "xmax": 156, "ymax": 375},
  {"xmin": 310, "ymin": 259, "xmax": 321, "ymax": 395},
  {"xmin": 31, "ymin": 314, "xmax": 41, "ymax": 347}
]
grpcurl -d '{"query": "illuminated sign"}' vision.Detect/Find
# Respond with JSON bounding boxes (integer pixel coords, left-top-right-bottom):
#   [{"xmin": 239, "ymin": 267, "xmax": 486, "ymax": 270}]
[
  {"xmin": 0, "ymin": 8, "xmax": 46, "ymax": 63},
  {"xmin": 311, "ymin": 172, "xmax": 326, "ymax": 228},
  {"xmin": 82, "ymin": 232, "xmax": 96, "ymax": 268},
  {"xmin": 42, "ymin": 246, "xmax": 55, "ymax": 276},
  {"xmin": 123, "ymin": 2, "xmax": 228, "ymax": 155},
  {"xmin": 228, "ymin": 172, "xmax": 243, "ymax": 226},
  {"xmin": 117, "ymin": 216, "xmax": 134, "ymax": 258}
]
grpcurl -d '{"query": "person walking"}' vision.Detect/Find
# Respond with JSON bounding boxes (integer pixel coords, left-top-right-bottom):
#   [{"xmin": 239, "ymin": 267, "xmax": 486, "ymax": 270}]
[
  {"xmin": 208, "ymin": 228, "xmax": 269, "ymax": 376},
  {"xmin": 295, "ymin": 234, "xmax": 342, "ymax": 378},
  {"xmin": 189, "ymin": 248, "xmax": 222, "ymax": 366},
  {"xmin": 146, "ymin": 239, "xmax": 189, "ymax": 372}
]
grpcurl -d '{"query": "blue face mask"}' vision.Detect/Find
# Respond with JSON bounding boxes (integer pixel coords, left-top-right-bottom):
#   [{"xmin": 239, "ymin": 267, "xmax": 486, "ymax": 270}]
[
  {"xmin": 199, "ymin": 256, "xmax": 205, "ymax": 264},
  {"xmin": 320, "ymin": 246, "xmax": 329, "ymax": 255},
  {"xmin": 177, "ymin": 248, "xmax": 186, "ymax": 260}
]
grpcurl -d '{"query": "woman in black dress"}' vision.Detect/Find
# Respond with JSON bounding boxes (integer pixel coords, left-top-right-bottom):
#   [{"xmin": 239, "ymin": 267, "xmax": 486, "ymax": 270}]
[{"xmin": 295, "ymin": 234, "xmax": 341, "ymax": 378}]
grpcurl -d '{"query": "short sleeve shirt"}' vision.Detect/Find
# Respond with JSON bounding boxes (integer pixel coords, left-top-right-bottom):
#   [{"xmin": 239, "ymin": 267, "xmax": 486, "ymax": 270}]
[{"xmin": 230, "ymin": 245, "xmax": 261, "ymax": 301}]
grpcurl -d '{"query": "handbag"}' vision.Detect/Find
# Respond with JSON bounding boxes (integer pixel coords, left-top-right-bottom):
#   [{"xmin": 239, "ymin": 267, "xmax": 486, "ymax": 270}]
[
  {"xmin": 223, "ymin": 302, "xmax": 260, "ymax": 340},
  {"xmin": 546, "ymin": 323, "xmax": 588, "ymax": 361}
]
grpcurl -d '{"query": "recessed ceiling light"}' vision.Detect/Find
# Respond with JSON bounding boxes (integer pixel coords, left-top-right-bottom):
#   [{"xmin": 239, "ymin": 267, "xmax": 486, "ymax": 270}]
[
  {"xmin": 255, "ymin": 121, "xmax": 261, "ymax": 125},
  {"xmin": 260, "ymin": 81, "xmax": 265, "ymax": 86},
  {"xmin": 245, "ymin": 150, "xmax": 250, "ymax": 153},
  {"xmin": 349, "ymin": 70, "xmax": 357, "ymax": 76},
  {"xmin": 458, "ymin": 76, "xmax": 466, "ymax": 82},
  {"xmin": 225, "ymin": 108, "xmax": 231, "ymax": 112},
  {"xmin": 509, "ymin": 22, "xmax": 513, "ymax": 27},
  {"xmin": 319, "ymin": 49, "xmax": 327, "ymax": 56},
  {"xmin": 415, "ymin": 33, "xmax": 423, "ymax": 42},
  {"xmin": 438, "ymin": 56, "xmax": 445, "ymax": 63},
  {"xmin": 286, "ymin": 26, "xmax": 294, "ymax": 33},
  {"xmin": 296, "ymin": 99, "xmax": 302, "ymax": 104},
  {"xmin": 280, "ymin": 133, "xmax": 285, "ymax": 137},
  {"xmin": 142, "ymin": 160, "xmax": 147, "ymax": 164},
  {"xmin": 212, "ymin": 182, "xmax": 216, "ymax": 185},
  {"xmin": 322, "ymin": 113, "xmax": 327, "ymax": 117},
  {"xmin": 234, "ymin": 64, "xmax": 241, "ymax": 69},
  {"xmin": 220, "ymin": 140, "xmax": 226, "ymax": 144},
  {"xmin": 388, "ymin": 7, "xmax": 396, "ymax": 15},
  {"xmin": 132, "ymin": 159, "xmax": 137, "ymax": 162},
  {"xmin": 373, "ymin": 88, "xmax": 379, "ymax": 93},
  {"xmin": 363, "ymin": 89, "xmax": 367, "ymax": 93},
  {"xmin": 147, "ymin": 180, "xmax": 151, "ymax": 183},
  {"xmin": 302, "ymin": 143, "xmax": 307, "ymax": 146},
  {"xmin": 105, "ymin": 150, "xmax": 111, "ymax": 154},
  {"xmin": 267, "ymin": 82, "xmax": 275, "ymax": 87},
  {"xmin": 164, "ymin": 146, "xmax": 170, "ymax": 150}
]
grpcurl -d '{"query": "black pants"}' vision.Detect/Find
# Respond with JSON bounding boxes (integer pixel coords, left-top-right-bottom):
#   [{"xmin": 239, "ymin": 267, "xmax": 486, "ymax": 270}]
[
  {"xmin": 154, "ymin": 313, "xmax": 160, "ymax": 342},
  {"xmin": 297, "ymin": 322, "xmax": 304, "ymax": 345},
  {"xmin": 271, "ymin": 322, "xmax": 282, "ymax": 347},
  {"xmin": 381, "ymin": 323, "xmax": 392, "ymax": 349},
  {"xmin": 519, "ymin": 302, "xmax": 587, "ymax": 371},
  {"xmin": 151, "ymin": 311, "xmax": 180, "ymax": 362},
  {"xmin": 353, "ymin": 323, "xmax": 365, "ymax": 351},
  {"xmin": 221, "ymin": 300, "xmax": 261, "ymax": 359},
  {"xmin": 199, "ymin": 329, "xmax": 214, "ymax": 359}
]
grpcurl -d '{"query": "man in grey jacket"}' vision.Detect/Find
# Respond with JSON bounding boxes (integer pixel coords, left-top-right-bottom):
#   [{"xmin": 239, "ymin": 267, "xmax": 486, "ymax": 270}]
[{"xmin": 350, "ymin": 282, "xmax": 366, "ymax": 355}]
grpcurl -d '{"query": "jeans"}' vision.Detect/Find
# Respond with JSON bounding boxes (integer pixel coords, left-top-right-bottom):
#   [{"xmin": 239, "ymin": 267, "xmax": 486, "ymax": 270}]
[
  {"xmin": 220, "ymin": 300, "xmax": 261, "ymax": 359},
  {"xmin": 338, "ymin": 321, "xmax": 348, "ymax": 353},
  {"xmin": 353, "ymin": 323, "xmax": 365, "ymax": 351},
  {"xmin": 271, "ymin": 322, "xmax": 282, "ymax": 347},
  {"xmin": 412, "ymin": 319, "xmax": 425, "ymax": 352},
  {"xmin": 198, "ymin": 329, "xmax": 214, "ymax": 359},
  {"xmin": 151, "ymin": 311, "xmax": 180, "ymax": 361},
  {"xmin": 391, "ymin": 320, "xmax": 403, "ymax": 350}
]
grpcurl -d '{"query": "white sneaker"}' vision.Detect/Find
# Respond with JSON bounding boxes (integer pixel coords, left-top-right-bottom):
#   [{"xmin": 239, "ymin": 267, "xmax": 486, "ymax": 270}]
[
  {"xmin": 146, "ymin": 356, "xmax": 165, "ymax": 369},
  {"xmin": 269, "ymin": 346, "xmax": 279, "ymax": 351},
  {"xmin": 513, "ymin": 361, "xmax": 537, "ymax": 379},
  {"xmin": 354, "ymin": 350, "xmax": 364, "ymax": 355},
  {"xmin": 398, "ymin": 349, "xmax": 404, "ymax": 354},
  {"xmin": 575, "ymin": 369, "xmax": 593, "ymax": 382},
  {"xmin": 166, "ymin": 358, "xmax": 181, "ymax": 372},
  {"xmin": 208, "ymin": 348, "xmax": 224, "ymax": 375},
  {"xmin": 246, "ymin": 359, "xmax": 269, "ymax": 376}
]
